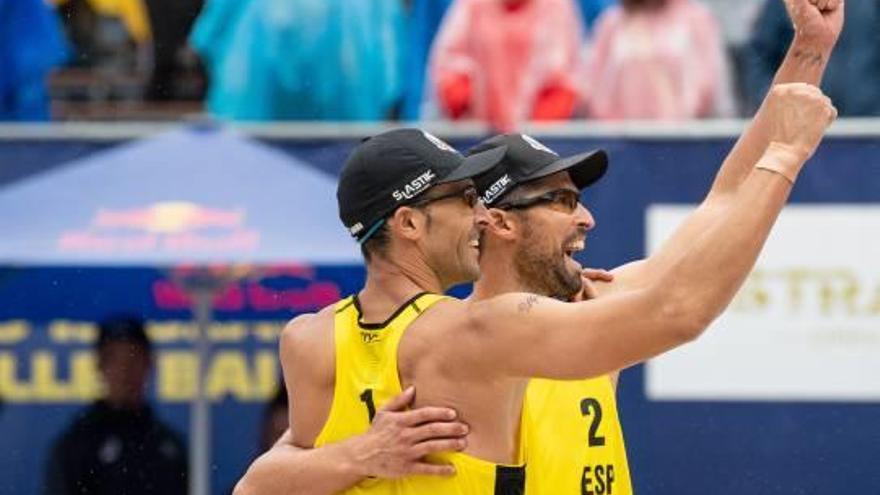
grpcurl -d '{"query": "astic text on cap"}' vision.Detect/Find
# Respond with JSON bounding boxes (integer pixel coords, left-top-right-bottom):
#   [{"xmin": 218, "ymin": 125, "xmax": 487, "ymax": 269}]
[
  {"xmin": 392, "ymin": 169, "xmax": 436, "ymax": 202},
  {"xmin": 481, "ymin": 174, "xmax": 512, "ymax": 204}
]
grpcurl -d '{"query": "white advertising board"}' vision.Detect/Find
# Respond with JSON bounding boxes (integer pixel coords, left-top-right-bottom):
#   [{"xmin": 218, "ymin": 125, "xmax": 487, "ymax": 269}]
[{"xmin": 646, "ymin": 205, "xmax": 880, "ymax": 401}]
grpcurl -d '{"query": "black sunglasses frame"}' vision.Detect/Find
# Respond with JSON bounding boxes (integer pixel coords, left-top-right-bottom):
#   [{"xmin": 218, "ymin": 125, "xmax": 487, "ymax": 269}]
[
  {"xmin": 408, "ymin": 185, "xmax": 480, "ymax": 209},
  {"xmin": 494, "ymin": 188, "xmax": 581, "ymax": 213}
]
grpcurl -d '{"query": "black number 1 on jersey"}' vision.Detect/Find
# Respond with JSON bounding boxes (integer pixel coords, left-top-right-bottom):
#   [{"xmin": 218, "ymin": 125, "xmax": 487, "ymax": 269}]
[{"xmin": 360, "ymin": 388, "xmax": 377, "ymax": 423}]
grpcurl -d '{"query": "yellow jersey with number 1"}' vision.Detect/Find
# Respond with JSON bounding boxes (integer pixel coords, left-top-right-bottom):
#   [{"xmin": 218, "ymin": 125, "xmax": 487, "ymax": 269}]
[
  {"xmin": 315, "ymin": 293, "xmax": 525, "ymax": 495},
  {"xmin": 522, "ymin": 376, "xmax": 633, "ymax": 495}
]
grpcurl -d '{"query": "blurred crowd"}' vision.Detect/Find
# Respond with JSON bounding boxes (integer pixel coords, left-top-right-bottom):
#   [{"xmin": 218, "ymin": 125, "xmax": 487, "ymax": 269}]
[{"xmin": 2, "ymin": 0, "xmax": 879, "ymax": 126}]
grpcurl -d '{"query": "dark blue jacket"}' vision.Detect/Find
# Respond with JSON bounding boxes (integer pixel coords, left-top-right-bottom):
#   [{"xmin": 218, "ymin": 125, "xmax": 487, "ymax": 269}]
[{"xmin": 744, "ymin": 0, "xmax": 880, "ymax": 116}]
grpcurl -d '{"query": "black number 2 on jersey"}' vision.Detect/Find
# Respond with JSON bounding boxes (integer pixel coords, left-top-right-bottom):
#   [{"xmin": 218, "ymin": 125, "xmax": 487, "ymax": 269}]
[{"xmin": 580, "ymin": 398, "xmax": 606, "ymax": 447}]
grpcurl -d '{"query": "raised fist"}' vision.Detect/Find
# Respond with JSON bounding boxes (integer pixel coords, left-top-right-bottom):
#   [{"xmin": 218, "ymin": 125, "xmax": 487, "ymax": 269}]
[
  {"xmin": 765, "ymin": 83, "xmax": 837, "ymax": 162},
  {"xmin": 784, "ymin": 0, "xmax": 845, "ymax": 51}
]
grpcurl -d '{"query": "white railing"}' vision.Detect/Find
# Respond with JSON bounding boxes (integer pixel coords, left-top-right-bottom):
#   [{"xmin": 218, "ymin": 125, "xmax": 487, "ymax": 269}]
[{"xmin": 2, "ymin": 118, "xmax": 880, "ymax": 141}]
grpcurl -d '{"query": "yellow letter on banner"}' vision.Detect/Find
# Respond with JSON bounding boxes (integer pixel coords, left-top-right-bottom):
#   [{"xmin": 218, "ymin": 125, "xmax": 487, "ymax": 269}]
[
  {"xmin": 253, "ymin": 322, "xmax": 284, "ymax": 343},
  {"xmin": 33, "ymin": 352, "xmax": 72, "ymax": 402},
  {"xmin": 155, "ymin": 349, "xmax": 282, "ymax": 402},
  {"xmin": 206, "ymin": 352, "xmax": 251, "ymax": 401},
  {"xmin": 0, "ymin": 321, "xmax": 30, "ymax": 344},
  {"xmin": 49, "ymin": 321, "xmax": 96, "ymax": 344},
  {"xmin": 209, "ymin": 323, "xmax": 247, "ymax": 343},
  {"xmin": 818, "ymin": 269, "xmax": 860, "ymax": 315},
  {"xmin": 69, "ymin": 351, "xmax": 102, "ymax": 400},
  {"xmin": 157, "ymin": 351, "xmax": 197, "ymax": 401},
  {"xmin": 0, "ymin": 353, "xmax": 31, "ymax": 401},
  {"xmin": 783, "ymin": 269, "xmax": 812, "ymax": 312}
]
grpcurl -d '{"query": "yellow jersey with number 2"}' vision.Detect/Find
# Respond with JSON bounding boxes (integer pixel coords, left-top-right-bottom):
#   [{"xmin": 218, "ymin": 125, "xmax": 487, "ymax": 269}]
[{"xmin": 522, "ymin": 376, "xmax": 633, "ymax": 495}]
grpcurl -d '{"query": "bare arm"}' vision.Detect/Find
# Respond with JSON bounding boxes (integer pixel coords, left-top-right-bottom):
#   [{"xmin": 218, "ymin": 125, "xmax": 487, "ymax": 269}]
[
  {"xmin": 470, "ymin": 163, "xmax": 793, "ymax": 379},
  {"xmin": 234, "ymin": 389, "xmax": 468, "ymax": 495},
  {"xmin": 233, "ymin": 432, "xmax": 370, "ymax": 495},
  {"xmin": 617, "ymin": 0, "xmax": 844, "ymax": 282},
  {"xmin": 569, "ymin": 0, "xmax": 843, "ymax": 388},
  {"xmin": 462, "ymin": 84, "xmax": 836, "ymax": 381},
  {"xmin": 706, "ymin": 0, "xmax": 842, "ymax": 196},
  {"xmin": 575, "ymin": 268, "xmax": 621, "ymax": 389}
]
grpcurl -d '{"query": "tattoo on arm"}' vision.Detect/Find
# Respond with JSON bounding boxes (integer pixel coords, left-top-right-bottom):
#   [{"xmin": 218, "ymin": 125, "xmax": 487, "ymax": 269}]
[
  {"xmin": 518, "ymin": 295, "xmax": 540, "ymax": 314},
  {"xmin": 792, "ymin": 49, "xmax": 825, "ymax": 67}
]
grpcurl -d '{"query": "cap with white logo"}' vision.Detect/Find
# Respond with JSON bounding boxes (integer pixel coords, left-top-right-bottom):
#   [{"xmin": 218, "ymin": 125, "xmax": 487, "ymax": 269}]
[
  {"xmin": 337, "ymin": 128, "xmax": 507, "ymax": 242},
  {"xmin": 468, "ymin": 134, "xmax": 608, "ymax": 205}
]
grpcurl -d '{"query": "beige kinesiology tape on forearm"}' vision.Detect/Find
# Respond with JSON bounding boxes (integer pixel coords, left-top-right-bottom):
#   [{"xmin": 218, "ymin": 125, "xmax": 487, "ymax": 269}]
[{"xmin": 755, "ymin": 148, "xmax": 803, "ymax": 185}]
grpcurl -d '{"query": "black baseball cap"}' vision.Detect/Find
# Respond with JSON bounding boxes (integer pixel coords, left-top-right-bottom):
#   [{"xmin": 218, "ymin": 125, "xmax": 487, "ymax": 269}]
[
  {"xmin": 338, "ymin": 128, "xmax": 507, "ymax": 242},
  {"xmin": 467, "ymin": 134, "xmax": 608, "ymax": 205}
]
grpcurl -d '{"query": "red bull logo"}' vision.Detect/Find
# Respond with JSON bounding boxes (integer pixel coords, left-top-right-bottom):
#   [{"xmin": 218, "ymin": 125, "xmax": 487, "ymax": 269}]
[
  {"xmin": 58, "ymin": 201, "xmax": 260, "ymax": 255},
  {"xmin": 93, "ymin": 202, "xmax": 244, "ymax": 234},
  {"xmin": 154, "ymin": 265, "xmax": 342, "ymax": 312}
]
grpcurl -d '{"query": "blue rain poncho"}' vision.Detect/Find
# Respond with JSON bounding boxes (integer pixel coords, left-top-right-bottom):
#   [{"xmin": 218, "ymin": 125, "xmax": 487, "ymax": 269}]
[
  {"xmin": 191, "ymin": 0, "xmax": 404, "ymax": 121},
  {"xmin": 0, "ymin": 0, "xmax": 69, "ymax": 121}
]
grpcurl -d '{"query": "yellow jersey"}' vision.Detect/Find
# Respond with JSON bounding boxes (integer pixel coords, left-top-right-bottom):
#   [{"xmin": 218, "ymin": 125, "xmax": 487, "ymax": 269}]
[
  {"xmin": 522, "ymin": 377, "xmax": 633, "ymax": 495},
  {"xmin": 315, "ymin": 293, "xmax": 525, "ymax": 495}
]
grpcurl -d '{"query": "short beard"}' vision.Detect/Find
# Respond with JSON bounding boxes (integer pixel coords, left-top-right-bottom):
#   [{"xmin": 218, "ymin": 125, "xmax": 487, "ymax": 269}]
[{"xmin": 513, "ymin": 221, "xmax": 583, "ymax": 300}]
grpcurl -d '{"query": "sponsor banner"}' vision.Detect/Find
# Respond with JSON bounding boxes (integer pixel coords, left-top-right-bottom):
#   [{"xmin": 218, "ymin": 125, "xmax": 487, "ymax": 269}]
[
  {"xmin": 0, "ymin": 319, "xmax": 283, "ymax": 404},
  {"xmin": 646, "ymin": 205, "xmax": 880, "ymax": 401}
]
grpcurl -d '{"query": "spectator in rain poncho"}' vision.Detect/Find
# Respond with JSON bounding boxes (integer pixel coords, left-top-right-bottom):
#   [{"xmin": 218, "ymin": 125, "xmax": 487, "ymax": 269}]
[
  {"xmin": 581, "ymin": 0, "xmax": 734, "ymax": 120},
  {"xmin": 190, "ymin": 0, "xmax": 404, "ymax": 121},
  {"xmin": 406, "ymin": 0, "xmax": 610, "ymax": 122},
  {"xmin": 744, "ymin": 0, "xmax": 880, "ymax": 116},
  {"xmin": 429, "ymin": 0, "xmax": 584, "ymax": 132},
  {"xmin": 0, "ymin": 0, "xmax": 69, "ymax": 121}
]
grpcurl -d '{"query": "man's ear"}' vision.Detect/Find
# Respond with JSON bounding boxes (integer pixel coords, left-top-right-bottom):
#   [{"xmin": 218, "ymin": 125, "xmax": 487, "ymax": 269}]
[
  {"xmin": 486, "ymin": 208, "xmax": 519, "ymax": 241},
  {"xmin": 387, "ymin": 206, "xmax": 427, "ymax": 241}
]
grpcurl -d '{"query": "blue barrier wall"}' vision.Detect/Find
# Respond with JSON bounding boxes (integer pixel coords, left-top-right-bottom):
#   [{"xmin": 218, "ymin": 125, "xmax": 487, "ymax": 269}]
[{"xmin": 1, "ymin": 132, "xmax": 879, "ymax": 494}]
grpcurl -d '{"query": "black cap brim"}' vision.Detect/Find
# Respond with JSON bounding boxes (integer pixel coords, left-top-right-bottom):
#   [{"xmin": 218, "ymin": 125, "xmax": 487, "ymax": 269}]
[
  {"xmin": 440, "ymin": 145, "xmax": 508, "ymax": 183},
  {"xmin": 528, "ymin": 149, "xmax": 608, "ymax": 190}
]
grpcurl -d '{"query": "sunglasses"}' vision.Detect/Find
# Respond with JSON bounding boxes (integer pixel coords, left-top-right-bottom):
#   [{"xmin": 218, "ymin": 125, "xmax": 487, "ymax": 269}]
[
  {"xmin": 494, "ymin": 188, "xmax": 581, "ymax": 213},
  {"xmin": 409, "ymin": 185, "xmax": 480, "ymax": 209},
  {"xmin": 359, "ymin": 186, "xmax": 481, "ymax": 245}
]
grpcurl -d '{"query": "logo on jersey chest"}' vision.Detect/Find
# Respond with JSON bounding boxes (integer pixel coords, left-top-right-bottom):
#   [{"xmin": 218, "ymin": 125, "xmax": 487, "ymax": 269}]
[{"xmin": 360, "ymin": 331, "xmax": 382, "ymax": 344}]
